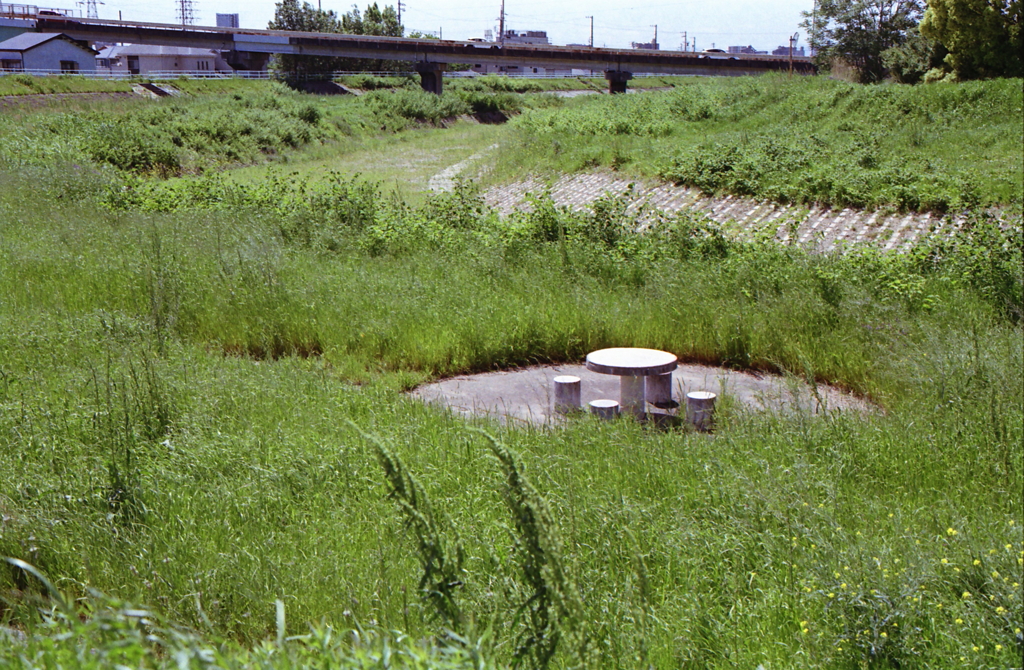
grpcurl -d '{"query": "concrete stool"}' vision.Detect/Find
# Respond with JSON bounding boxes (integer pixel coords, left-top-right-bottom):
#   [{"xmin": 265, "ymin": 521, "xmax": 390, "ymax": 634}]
[
  {"xmin": 686, "ymin": 391, "xmax": 717, "ymax": 431},
  {"xmin": 589, "ymin": 399, "xmax": 620, "ymax": 420},
  {"xmin": 645, "ymin": 373, "xmax": 677, "ymax": 409},
  {"xmin": 553, "ymin": 375, "xmax": 581, "ymax": 414}
]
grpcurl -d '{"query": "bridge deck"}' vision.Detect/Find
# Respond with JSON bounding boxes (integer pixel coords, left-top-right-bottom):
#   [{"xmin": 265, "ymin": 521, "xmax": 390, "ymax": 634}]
[{"xmin": 29, "ymin": 17, "xmax": 815, "ymax": 76}]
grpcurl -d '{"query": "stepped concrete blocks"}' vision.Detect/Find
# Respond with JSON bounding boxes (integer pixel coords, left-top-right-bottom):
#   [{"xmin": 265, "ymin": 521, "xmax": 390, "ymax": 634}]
[
  {"xmin": 686, "ymin": 391, "xmax": 717, "ymax": 431},
  {"xmin": 553, "ymin": 375, "xmax": 581, "ymax": 414},
  {"xmin": 589, "ymin": 399, "xmax": 620, "ymax": 420}
]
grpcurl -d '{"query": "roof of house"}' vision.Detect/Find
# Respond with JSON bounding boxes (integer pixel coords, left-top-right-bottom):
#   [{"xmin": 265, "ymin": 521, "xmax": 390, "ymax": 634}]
[
  {"xmin": 0, "ymin": 32, "xmax": 97, "ymax": 55},
  {"xmin": 100, "ymin": 44, "xmax": 220, "ymax": 58}
]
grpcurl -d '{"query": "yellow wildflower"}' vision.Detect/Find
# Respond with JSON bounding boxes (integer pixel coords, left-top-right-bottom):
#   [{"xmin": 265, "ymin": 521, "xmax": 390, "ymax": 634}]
[{"xmin": 947, "ymin": 527, "xmax": 957, "ymax": 536}]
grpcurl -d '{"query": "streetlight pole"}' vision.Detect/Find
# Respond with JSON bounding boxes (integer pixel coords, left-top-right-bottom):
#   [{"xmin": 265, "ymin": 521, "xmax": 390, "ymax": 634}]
[{"xmin": 586, "ymin": 15, "xmax": 593, "ymax": 47}]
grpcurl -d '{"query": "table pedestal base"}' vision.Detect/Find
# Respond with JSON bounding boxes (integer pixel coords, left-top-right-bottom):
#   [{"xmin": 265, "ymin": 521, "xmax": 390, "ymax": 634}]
[{"xmin": 620, "ymin": 375, "xmax": 646, "ymax": 418}]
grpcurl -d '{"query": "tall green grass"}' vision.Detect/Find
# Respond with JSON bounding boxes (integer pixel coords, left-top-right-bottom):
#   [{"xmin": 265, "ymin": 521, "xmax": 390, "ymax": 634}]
[
  {"xmin": 497, "ymin": 75, "xmax": 1024, "ymax": 211},
  {"xmin": 0, "ymin": 83, "xmax": 1021, "ymax": 668}
]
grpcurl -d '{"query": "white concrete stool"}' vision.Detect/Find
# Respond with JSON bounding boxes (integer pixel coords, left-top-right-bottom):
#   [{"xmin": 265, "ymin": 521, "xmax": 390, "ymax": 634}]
[
  {"xmin": 553, "ymin": 375, "xmax": 581, "ymax": 414},
  {"xmin": 589, "ymin": 399, "xmax": 620, "ymax": 420},
  {"xmin": 686, "ymin": 391, "xmax": 717, "ymax": 431},
  {"xmin": 645, "ymin": 373, "xmax": 676, "ymax": 409}
]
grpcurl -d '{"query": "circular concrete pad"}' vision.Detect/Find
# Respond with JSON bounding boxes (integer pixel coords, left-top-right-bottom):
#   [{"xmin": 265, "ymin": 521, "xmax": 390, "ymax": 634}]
[{"xmin": 409, "ymin": 363, "xmax": 873, "ymax": 427}]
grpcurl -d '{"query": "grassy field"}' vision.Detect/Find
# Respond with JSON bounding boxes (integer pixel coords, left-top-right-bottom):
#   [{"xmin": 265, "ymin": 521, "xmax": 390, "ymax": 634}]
[
  {"xmin": 0, "ymin": 78, "xmax": 1022, "ymax": 669},
  {"xmin": 494, "ymin": 75, "xmax": 1024, "ymax": 212}
]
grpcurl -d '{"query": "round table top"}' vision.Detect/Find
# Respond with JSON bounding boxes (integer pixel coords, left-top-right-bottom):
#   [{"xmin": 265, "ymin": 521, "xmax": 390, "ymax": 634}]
[{"xmin": 585, "ymin": 347, "xmax": 678, "ymax": 376}]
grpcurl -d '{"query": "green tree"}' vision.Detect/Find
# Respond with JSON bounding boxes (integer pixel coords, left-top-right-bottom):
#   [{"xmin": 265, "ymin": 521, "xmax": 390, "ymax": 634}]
[
  {"xmin": 920, "ymin": 0, "xmax": 1023, "ymax": 79},
  {"xmin": 801, "ymin": 0, "xmax": 926, "ymax": 82},
  {"xmin": 339, "ymin": 3, "xmax": 406, "ymax": 71},
  {"xmin": 268, "ymin": 0, "xmax": 405, "ymax": 79},
  {"xmin": 881, "ymin": 25, "xmax": 947, "ymax": 83}
]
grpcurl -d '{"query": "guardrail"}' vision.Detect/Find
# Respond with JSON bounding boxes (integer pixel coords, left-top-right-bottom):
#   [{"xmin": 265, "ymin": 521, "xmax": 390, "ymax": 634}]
[
  {"xmin": 0, "ymin": 69, "xmax": 269, "ymax": 79},
  {"xmin": 1, "ymin": 68, "xmax": 677, "ymax": 81}
]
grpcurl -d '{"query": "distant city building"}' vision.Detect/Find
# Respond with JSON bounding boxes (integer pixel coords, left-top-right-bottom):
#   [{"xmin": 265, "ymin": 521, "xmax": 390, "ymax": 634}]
[
  {"xmin": 216, "ymin": 13, "xmax": 239, "ymax": 28},
  {"xmin": 728, "ymin": 45, "xmax": 767, "ymax": 55},
  {"xmin": 502, "ymin": 29, "xmax": 549, "ymax": 45},
  {"xmin": 0, "ymin": 32, "xmax": 96, "ymax": 72},
  {"xmin": 772, "ymin": 45, "xmax": 805, "ymax": 56},
  {"xmin": 631, "ymin": 39, "xmax": 658, "ymax": 50},
  {"xmin": 95, "ymin": 43, "xmax": 232, "ymax": 75},
  {"xmin": 470, "ymin": 29, "xmax": 556, "ymax": 75}
]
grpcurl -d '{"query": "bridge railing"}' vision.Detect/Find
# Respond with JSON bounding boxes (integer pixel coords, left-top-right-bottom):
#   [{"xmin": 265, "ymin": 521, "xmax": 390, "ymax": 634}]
[{"xmin": 0, "ymin": 68, "xmax": 671, "ymax": 81}]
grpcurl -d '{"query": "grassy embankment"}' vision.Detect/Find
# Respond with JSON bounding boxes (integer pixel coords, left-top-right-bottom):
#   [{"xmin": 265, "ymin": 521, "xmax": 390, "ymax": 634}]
[
  {"xmin": 494, "ymin": 74, "xmax": 1024, "ymax": 212},
  {"xmin": 0, "ymin": 79, "xmax": 1021, "ymax": 669}
]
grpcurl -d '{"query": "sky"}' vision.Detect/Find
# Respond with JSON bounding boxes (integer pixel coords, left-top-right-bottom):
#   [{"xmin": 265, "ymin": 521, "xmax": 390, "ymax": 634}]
[{"xmin": 92, "ymin": 0, "xmax": 814, "ymax": 52}]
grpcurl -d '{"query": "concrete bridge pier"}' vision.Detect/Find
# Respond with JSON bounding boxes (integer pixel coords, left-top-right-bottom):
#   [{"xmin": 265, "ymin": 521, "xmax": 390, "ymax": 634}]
[
  {"xmin": 604, "ymin": 70, "xmax": 633, "ymax": 94},
  {"xmin": 225, "ymin": 50, "xmax": 271, "ymax": 71},
  {"xmin": 415, "ymin": 62, "xmax": 446, "ymax": 95}
]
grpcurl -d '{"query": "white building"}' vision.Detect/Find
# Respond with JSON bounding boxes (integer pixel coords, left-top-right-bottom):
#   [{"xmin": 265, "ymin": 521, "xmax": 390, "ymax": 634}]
[{"xmin": 95, "ymin": 44, "xmax": 232, "ymax": 76}]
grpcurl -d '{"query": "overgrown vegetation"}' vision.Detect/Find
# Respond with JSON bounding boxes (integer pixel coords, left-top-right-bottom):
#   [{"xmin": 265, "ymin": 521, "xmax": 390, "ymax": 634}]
[
  {"xmin": 500, "ymin": 74, "xmax": 1024, "ymax": 211},
  {"xmin": 0, "ymin": 79, "xmax": 1021, "ymax": 669},
  {"xmin": 0, "ymin": 81, "xmax": 526, "ymax": 176}
]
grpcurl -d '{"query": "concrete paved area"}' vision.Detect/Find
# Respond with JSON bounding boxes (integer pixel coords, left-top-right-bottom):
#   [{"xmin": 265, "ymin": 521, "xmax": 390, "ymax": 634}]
[{"xmin": 410, "ymin": 362, "xmax": 873, "ymax": 427}]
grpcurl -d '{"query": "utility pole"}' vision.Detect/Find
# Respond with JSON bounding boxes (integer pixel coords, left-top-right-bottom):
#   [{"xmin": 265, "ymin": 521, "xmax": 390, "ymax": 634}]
[
  {"xmin": 498, "ymin": 0, "xmax": 505, "ymax": 45},
  {"xmin": 175, "ymin": 0, "xmax": 195, "ymax": 25},
  {"xmin": 811, "ymin": 0, "xmax": 817, "ymax": 57},
  {"xmin": 397, "ymin": 1, "xmax": 405, "ymax": 25},
  {"xmin": 789, "ymin": 32, "xmax": 797, "ymax": 74},
  {"xmin": 680, "ymin": 31, "xmax": 686, "ymax": 52},
  {"xmin": 586, "ymin": 15, "xmax": 593, "ymax": 47},
  {"xmin": 651, "ymin": 24, "xmax": 657, "ymax": 48}
]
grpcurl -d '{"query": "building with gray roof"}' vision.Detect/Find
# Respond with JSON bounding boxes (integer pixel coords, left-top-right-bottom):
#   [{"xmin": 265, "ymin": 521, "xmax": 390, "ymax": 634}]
[{"xmin": 0, "ymin": 31, "xmax": 96, "ymax": 72}]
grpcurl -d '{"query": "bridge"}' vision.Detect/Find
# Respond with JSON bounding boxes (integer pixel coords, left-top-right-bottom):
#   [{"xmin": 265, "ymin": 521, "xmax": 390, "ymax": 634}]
[{"xmin": 28, "ymin": 16, "xmax": 816, "ymax": 93}]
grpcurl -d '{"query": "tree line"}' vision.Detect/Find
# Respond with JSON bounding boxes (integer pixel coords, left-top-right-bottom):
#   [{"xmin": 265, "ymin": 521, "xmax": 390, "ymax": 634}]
[
  {"xmin": 267, "ymin": 0, "xmax": 1021, "ymax": 84},
  {"xmin": 803, "ymin": 0, "xmax": 1022, "ymax": 83},
  {"xmin": 268, "ymin": 1, "xmax": 415, "ymax": 79}
]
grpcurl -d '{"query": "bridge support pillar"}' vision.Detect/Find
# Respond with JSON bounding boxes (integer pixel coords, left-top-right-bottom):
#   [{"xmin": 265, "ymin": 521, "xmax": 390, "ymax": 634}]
[
  {"xmin": 225, "ymin": 50, "xmax": 272, "ymax": 71},
  {"xmin": 415, "ymin": 62, "xmax": 446, "ymax": 95},
  {"xmin": 604, "ymin": 70, "xmax": 633, "ymax": 94}
]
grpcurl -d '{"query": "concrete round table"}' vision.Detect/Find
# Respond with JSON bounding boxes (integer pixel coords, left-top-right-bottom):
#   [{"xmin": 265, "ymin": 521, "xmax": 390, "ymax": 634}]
[{"xmin": 585, "ymin": 348, "xmax": 678, "ymax": 418}]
